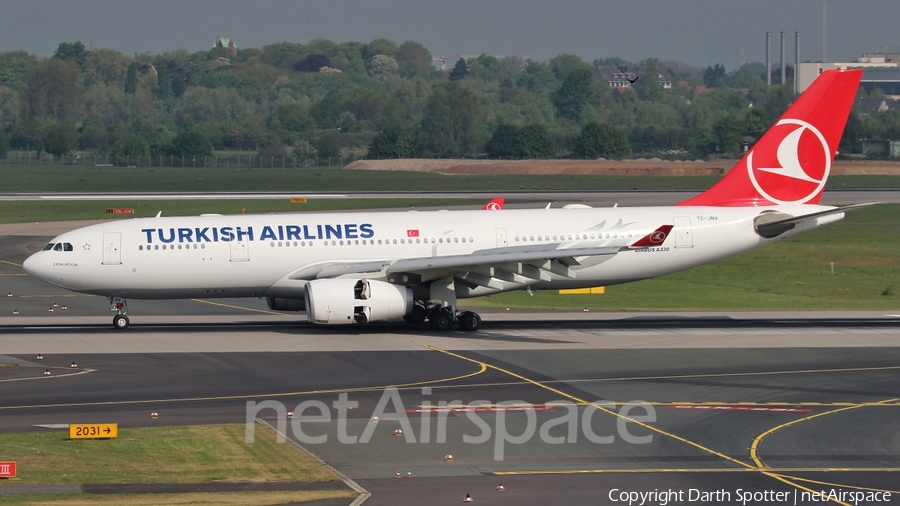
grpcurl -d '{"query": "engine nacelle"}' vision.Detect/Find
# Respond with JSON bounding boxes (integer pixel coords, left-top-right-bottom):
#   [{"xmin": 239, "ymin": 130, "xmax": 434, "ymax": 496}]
[
  {"xmin": 305, "ymin": 279, "xmax": 412, "ymax": 325},
  {"xmin": 266, "ymin": 297, "xmax": 305, "ymax": 312}
]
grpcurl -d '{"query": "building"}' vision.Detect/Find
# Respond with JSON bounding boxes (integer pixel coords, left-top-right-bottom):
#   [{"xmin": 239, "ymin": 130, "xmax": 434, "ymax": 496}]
[
  {"xmin": 592, "ymin": 65, "xmax": 676, "ymax": 89},
  {"xmin": 214, "ymin": 37, "xmax": 238, "ymax": 57},
  {"xmin": 797, "ymin": 54, "xmax": 900, "ymax": 96}
]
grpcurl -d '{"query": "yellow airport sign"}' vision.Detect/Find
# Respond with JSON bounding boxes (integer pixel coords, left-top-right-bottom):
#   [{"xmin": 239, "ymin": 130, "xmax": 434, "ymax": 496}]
[
  {"xmin": 559, "ymin": 286, "xmax": 605, "ymax": 295},
  {"xmin": 290, "ymin": 198, "xmax": 307, "ymax": 203},
  {"xmin": 69, "ymin": 423, "xmax": 118, "ymax": 439}
]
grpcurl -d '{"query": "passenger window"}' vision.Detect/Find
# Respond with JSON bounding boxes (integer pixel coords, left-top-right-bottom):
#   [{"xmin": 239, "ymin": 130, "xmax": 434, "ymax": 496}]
[{"xmin": 139, "ymin": 245, "xmax": 143, "ymax": 251}]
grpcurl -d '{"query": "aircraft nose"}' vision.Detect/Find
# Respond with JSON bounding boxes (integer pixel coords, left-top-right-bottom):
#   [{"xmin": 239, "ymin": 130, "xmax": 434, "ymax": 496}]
[{"xmin": 22, "ymin": 252, "xmax": 43, "ymax": 278}]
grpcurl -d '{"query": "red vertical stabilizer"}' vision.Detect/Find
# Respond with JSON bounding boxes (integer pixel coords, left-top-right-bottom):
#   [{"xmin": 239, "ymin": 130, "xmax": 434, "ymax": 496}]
[{"xmin": 678, "ymin": 69, "xmax": 862, "ymax": 207}]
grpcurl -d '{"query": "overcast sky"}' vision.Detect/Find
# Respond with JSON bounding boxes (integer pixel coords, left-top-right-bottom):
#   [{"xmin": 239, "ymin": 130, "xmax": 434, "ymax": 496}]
[{"xmin": 2, "ymin": 0, "xmax": 898, "ymax": 69}]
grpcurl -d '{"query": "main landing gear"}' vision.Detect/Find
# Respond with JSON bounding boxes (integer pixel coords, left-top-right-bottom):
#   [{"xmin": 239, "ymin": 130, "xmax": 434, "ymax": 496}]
[
  {"xmin": 110, "ymin": 297, "xmax": 129, "ymax": 329},
  {"xmin": 405, "ymin": 302, "xmax": 482, "ymax": 332}
]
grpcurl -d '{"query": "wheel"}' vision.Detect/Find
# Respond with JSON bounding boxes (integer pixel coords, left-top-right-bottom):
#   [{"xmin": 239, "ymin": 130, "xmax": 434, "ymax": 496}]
[
  {"xmin": 403, "ymin": 304, "xmax": 428, "ymax": 324},
  {"xmin": 429, "ymin": 309, "xmax": 453, "ymax": 331},
  {"xmin": 113, "ymin": 314, "xmax": 129, "ymax": 330},
  {"xmin": 459, "ymin": 311, "xmax": 481, "ymax": 332}
]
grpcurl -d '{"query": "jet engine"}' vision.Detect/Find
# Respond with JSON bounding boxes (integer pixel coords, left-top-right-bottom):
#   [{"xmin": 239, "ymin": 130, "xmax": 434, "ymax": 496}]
[
  {"xmin": 305, "ymin": 279, "xmax": 412, "ymax": 325},
  {"xmin": 266, "ymin": 297, "xmax": 305, "ymax": 312}
]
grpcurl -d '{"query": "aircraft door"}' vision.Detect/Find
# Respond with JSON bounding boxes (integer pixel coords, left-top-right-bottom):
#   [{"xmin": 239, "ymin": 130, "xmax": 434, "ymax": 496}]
[
  {"xmin": 102, "ymin": 232, "xmax": 122, "ymax": 265},
  {"xmin": 673, "ymin": 216, "xmax": 693, "ymax": 248},
  {"xmin": 230, "ymin": 238, "xmax": 249, "ymax": 262},
  {"xmin": 495, "ymin": 228, "xmax": 508, "ymax": 247}
]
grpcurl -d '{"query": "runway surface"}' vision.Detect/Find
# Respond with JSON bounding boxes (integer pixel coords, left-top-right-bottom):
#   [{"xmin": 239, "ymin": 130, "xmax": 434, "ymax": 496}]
[{"xmin": 2, "ymin": 209, "xmax": 899, "ymax": 505}]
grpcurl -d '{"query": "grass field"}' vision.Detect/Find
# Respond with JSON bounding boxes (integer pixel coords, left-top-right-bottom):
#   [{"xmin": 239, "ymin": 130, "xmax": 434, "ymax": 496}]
[
  {"xmin": 0, "ymin": 165, "xmax": 898, "ymax": 193},
  {"xmin": 0, "ymin": 198, "xmax": 482, "ymax": 224},
  {"xmin": 0, "ymin": 424, "xmax": 354, "ymax": 505},
  {"xmin": 468, "ymin": 204, "xmax": 900, "ymax": 311}
]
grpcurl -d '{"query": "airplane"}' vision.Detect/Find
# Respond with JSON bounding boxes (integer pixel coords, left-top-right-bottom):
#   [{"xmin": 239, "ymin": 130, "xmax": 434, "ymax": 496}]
[
  {"xmin": 23, "ymin": 69, "xmax": 871, "ymax": 332},
  {"xmin": 482, "ymin": 197, "xmax": 505, "ymax": 210}
]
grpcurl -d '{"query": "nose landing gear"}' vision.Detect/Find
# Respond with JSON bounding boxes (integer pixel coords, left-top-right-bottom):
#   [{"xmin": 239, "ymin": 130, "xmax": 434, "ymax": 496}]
[{"xmin": 110, "ymin": 297, "xmax": 129, "ymax": 329}]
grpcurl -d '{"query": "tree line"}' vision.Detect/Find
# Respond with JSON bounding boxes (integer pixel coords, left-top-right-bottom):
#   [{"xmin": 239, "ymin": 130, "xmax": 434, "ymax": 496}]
[{"xmin": 0, "ymin": 39, "xmax": 897, "ymax": 163}]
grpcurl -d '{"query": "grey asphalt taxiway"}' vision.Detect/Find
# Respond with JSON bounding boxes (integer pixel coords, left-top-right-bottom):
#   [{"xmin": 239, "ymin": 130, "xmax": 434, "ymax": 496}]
[{"xmin": 2, "ymin": 216, "xmax": 900, "ymax": 505}]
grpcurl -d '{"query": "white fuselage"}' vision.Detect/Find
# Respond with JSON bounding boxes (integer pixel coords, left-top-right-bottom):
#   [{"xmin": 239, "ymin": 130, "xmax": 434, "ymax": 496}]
[{"xmin": 23, "ymin": 204, "xmax": 840, "ymax": 301}]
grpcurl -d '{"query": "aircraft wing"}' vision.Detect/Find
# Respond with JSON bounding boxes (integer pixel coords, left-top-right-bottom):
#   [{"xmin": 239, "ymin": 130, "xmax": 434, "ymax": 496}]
[{"xmin": 288, "ymin": 225, "xmax": 673, "ymax": 289}]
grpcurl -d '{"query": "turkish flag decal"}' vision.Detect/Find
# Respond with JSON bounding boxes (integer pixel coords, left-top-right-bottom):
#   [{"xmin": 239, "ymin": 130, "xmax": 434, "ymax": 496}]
[{"xmin": 407, "ymin": 229, "xmax": 419, "ymax": 237}]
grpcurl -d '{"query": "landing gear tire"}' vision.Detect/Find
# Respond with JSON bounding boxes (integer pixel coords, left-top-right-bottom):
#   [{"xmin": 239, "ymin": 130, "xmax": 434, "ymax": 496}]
[
  {"xmin": 459, "ymin": 311, "xmax": 481, "ymax": 332},
  {"xmin": 113, "ymin": 314, "xmax": 130, "ymax": 330},
  {"xmin": 429, "ymin": 308, "xmax": 453, "ymax": 331},
  {"xmin": 403, "ymin": 304, "xmax": 428, "ymax": 324}
]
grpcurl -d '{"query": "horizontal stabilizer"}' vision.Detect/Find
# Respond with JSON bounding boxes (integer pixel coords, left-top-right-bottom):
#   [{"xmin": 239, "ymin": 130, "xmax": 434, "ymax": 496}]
[{"xmin": 754, "ymin": 202, "xmax": 879, "ymax": 238}]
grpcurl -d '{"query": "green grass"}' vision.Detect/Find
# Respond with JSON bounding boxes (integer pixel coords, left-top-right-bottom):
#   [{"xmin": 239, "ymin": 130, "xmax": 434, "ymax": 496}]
[
  {"xmin": 0, "ymin": 198, "xmax": 482, "ymax": 224},
  {"xmin": 0, "ymin": 424, "xmax": 338, "ymax": 485},
  {"xmin": 0, "ymin": 165, "xmax": 896, "ymax": 193},
  {"xmin": 468, "ymin": 204, "xmax": 900, "ymax": 311}
]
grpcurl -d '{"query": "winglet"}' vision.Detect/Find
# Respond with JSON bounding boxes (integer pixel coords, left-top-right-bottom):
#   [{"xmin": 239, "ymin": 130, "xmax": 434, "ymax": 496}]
[{"xmin": 628, "ymin": 225, "xmax": 674, "ymax": 249}]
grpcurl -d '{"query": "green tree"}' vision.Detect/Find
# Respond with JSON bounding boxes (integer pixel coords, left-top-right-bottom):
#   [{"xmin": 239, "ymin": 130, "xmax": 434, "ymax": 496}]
[
  {"xmin": 551, "ymin": 64, "xmax": 593, "ymax": 120},
  {"xmin": 361, "ymin": 38, "xmax": 398, "ymax": 63},
  {"xmin": 155, "ymin": 64, "xmax": 172, "ymax": 102},
  {"xmin": 84, "ymin": 48, "xmax": 132, "ymax": 88},
  {"xmin": 25, "ymin": 59, "xmax": 83, "ymax": 121},
  {"xmin": 448, "ymin": 57, "xmax": 468, "ymax": 81},
  {"xmin": 367, "ymin": 120, "xmax": 417, "ymax": 158},
  {"xmin": 633, "ymin": 64, "xmax": 664, "ymax": 100},
  {"xmin": 0, "ymin": 50, "xmax": 37, "ymax": 89},
  {"xmin": 42, "ymin": 122, "xmax": 77, "ymax": 156},
  {"xmin": 170, "ymin": 130, "xmax": 212, "ymax": 159},
  {"xmin": 517, "ymin": 123, "xmax": 555, "ymax": 158},
  {"xmin": 53, "ymin": 41, "xmax": 88, "ymax": 70},
  {"xmin": 0, "ymin": 133, "xmax": 8, "ymax": 157},
  {"xmin": 549, "ymin": 53, "xmax": 584, "ymax": 80},
  {"xmin": 703, "ymin": 64, "xmax": 727, "ymax": 88},
  {"xmin": 517, "ymin": 60, "xmax": 555, "ymax": 93},
  {"xmin": 395, "ymin": 41, "xmax": 431, "ymax": 78},
  {"xmin": 125, "ymin": 63, "xmax": 138, "ymax": 94},
  {"xmin": 469, "ymin": 54, "xmax": 502, "ymax": 81},
  {"xmin": 485, "ymin": 124, "xmax": 521, "ymax": 158},
  {"xmin": 418, "ymin": 84, "xmax": 483, "ymax": 157},
  {"xmin": 315, "ymin": 130, "xmax": 341, "ymax": 158},
  {"xmin": 593, "ymin": 57, "xmax": 632, "ymax": 67},
  {"xmin": 368, "ymin": 54, "xmax": 398, "ymax": 80},
  {"xmin": 485, "ymin": 123, "xmax": 555, "ymax": 159},
  {"xmin": 711, "ymin": 113, "xmax": 743, "ymax": 153},
  {"xmin": 573, "ymin": 122, "xmax": 631, "ymax": 159},
  {"xmin": 111, "ymin": 136, "xmax": 150, "ymax": 157}
]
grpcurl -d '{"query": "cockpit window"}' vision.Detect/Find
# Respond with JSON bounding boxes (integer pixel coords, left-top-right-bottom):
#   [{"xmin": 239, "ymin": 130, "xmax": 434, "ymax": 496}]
[
  {"xmin": 63, "ymin": 243, "xmax": 73, "ymax": 251},
  {"xmin": 42, "ymin": 243, "xmax": 56, "ymax": 251},
  {"xmin": 53, "ymin": 244, "xmax": 63, "ymax": 251}
]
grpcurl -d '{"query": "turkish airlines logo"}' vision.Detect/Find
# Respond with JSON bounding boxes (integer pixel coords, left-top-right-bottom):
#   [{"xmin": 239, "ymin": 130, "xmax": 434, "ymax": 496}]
[
  {"xmin": 746, "ymin": 119, "xmax": 830, "ymax": 205},
  {"xmin": 649, "ymin": 230, "xmax": 667, "ymax": 244},
  {"xmin": 485, "ymin": 202, "xmax": 502, "ymax": 211}
]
